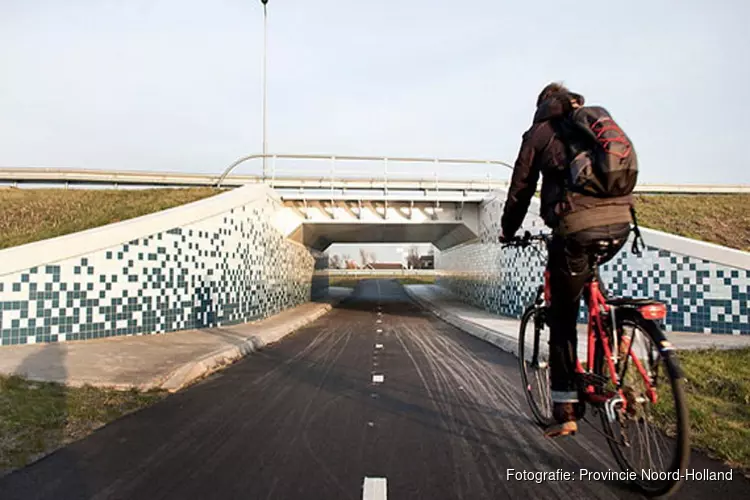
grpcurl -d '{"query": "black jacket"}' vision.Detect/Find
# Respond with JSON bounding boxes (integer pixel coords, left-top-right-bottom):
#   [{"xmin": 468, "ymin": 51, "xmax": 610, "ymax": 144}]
[{"xmin": 501, "ymin": 92, "xmax": 632, "ymax": 237}]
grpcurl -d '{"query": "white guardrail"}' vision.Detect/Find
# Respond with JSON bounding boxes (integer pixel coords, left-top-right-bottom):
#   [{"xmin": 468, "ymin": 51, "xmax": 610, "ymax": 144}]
[
  {"xmin": 327, "ymin": 269, "xmax": 437, "ymax": 278},
  {"xmin": 1, "ymin": 154, "xmax": 748, "ymax": 194}
]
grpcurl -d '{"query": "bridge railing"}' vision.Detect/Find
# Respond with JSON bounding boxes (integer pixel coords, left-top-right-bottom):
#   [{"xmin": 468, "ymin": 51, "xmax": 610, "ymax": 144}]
[
  {"xmin": 2, "ymin": 154, "xmax": 748, "ymax": 194},
  {"xmin": 217, "ymin": 154, "xmax": 513, "ymax": 190},
  {"xmin": 326, "ymin": 269, "xmax": 437, "ymax": 278}
]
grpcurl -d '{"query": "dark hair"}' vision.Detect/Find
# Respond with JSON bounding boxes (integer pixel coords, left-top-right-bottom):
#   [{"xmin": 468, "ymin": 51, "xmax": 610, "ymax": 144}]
[
  {"xmin": 537, "ymin": 82, "xmax": 568, "ymax": 106},
  {"xmin": 536, "ymin": 82, "xmax": 585, "ymax": 107}
]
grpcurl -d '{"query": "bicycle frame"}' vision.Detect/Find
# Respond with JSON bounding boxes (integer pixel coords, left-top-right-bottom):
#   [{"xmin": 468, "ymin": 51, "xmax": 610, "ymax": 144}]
[
  {"xmin": 516, "ymin": 234, "xmax": 657, "ymax": 420},
  {"xmin": 513, "ymin": 232, "xmax": 689, "ymax": 496},
  {"xmin": 514, "ymin": 233, "xmax": 660, "ymax": 417},
  {"xmin": 565, "ymin": 271, "xmax": 659, "ymax": 411}
]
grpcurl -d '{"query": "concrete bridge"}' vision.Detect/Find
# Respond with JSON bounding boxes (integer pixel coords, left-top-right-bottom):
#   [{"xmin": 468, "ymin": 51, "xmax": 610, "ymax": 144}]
[{"xmin": 279, "ymin": 198, "xmax": 479, "ymax": 250}]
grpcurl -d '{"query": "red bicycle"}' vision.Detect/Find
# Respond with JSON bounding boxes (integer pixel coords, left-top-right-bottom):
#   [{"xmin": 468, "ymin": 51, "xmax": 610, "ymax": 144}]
[{"xmin": 506, "ymin": 231, "xmax": 689, "ymax": 498}]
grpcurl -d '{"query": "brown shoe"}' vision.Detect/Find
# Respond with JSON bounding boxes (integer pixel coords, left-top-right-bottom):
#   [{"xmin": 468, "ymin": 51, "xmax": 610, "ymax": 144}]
[
  {"xmin": 545, "ymin": 402, "xmax": 578, "ymax": 438},
  {"xmin": 544, "ymin": 420, "xmax": 578, "ymax": 438}
]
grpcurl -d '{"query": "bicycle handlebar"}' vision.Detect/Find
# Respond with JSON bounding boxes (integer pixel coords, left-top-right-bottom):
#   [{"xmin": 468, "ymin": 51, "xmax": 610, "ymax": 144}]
[{"xmin": 501, "ymin": 231, "xmax": 551, "ymax": 249}]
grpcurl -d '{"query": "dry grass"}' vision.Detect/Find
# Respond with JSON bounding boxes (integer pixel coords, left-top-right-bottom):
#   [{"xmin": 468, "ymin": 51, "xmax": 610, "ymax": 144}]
[
  {"xmin": 329, "ymin": 275, "xmax": 436, "ymax": 289},
  {"xmin": 650, "ymin": 348, "xmax": 750, "ymax": 473},
  {"xmin": 0, "ymin": 375, "xmax": 166, "ymax": 475},
  {"xmin": 0, "ymin": 190, "xmax": 747, "ymax": 251},
  {"xmin": 635, "ymin": 194, "xmax": 750, "ymax": 251},
  {"xmin": 0, "ymin": 188, "xmax": 221, "ymax": 250},
  {"xmin": 677, "ymin": 348, "xmax": 750, "ymax": 472}
]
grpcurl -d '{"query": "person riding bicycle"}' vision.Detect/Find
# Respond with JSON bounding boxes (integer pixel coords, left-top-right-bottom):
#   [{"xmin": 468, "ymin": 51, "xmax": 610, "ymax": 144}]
[{"xmin": 499, "ymin": 83, "xmax": 633, "ymax": 438}]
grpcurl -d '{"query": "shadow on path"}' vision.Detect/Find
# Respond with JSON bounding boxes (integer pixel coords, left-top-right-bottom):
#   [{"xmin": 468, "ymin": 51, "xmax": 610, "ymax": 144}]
[{"xmin": 3, "ymin": 342, "xmax": 92, "ymax": 499}]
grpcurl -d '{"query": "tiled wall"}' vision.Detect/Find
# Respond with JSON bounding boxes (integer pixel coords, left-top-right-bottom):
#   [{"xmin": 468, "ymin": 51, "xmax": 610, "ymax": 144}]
[
  {"xmin": 311, "ymin": 249, "xmax": 330, "ymax": 301},
  {"xmin": 437, "ymin": 192, "xmax": 749, "ymax": 335},
  {"xmin": 0, "ymin": 194, "xmax": 322, "ymax": 346}
]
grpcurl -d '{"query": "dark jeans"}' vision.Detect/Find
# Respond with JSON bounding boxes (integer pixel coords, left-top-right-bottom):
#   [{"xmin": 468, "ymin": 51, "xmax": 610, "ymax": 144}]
[{"xmin": 547, "ymin": 222, "xmax": 630, "ymax": 403}]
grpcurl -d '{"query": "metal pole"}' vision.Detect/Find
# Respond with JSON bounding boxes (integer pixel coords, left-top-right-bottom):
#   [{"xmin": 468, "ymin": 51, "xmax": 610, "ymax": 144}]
[
  {"xmin": 261, "ymin": 1, "xmax": 269, "ymax": 179},
  {"xmin": 383, "ymin": 158, "xmax": 388, "ymax": 218},
  {"xmin": 270, "ymin": 154, "xmax": 277, "ymax": 187}
]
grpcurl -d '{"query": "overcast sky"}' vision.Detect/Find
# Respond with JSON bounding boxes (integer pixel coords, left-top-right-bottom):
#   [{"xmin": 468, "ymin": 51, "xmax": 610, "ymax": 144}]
[{"xmin": 2, "ymin": 0, "xmax": 748, "ymax": 184}]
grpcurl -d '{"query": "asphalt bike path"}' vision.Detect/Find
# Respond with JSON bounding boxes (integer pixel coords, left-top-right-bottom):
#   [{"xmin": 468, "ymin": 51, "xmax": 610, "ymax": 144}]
[{"xmin": 1, "ymin": 280, "xmax": 747, "ymax": 499}]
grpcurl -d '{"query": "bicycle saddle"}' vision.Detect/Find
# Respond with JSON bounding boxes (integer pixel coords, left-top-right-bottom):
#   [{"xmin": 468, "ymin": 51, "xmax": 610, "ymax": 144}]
[{"xmin": 607, "ymin": 297, "xmax": 663, "ymax": 306}]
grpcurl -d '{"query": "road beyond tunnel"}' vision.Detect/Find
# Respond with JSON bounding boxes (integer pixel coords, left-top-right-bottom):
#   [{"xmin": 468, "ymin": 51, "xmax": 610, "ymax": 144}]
[{"xmin": 0, "ymin": 280, "xmax": 747, "ymax": 500}]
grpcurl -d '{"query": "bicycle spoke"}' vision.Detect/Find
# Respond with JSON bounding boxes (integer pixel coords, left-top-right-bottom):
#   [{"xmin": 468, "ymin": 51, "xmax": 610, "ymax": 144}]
[
  {"xmin": 535, "ymin": 366, "xmax": 552, "ymax": 418},
  {"xmin": 653, "ymin": 420, "xmax": 667, "ymax": 471},
  {"xmin": 643, "ymin": 417, "xmax": 654, "ymax": 469},
  {"xmin": 529, "ymin": 362, "xmax": 551, "ymax": 417},
  {"xmin": 635, "ymin": 419, "xmax": 646, "ymax": 469},
  {"xmin": 605, "ymin": 318, "xmax": 685, "ymax": 488},
  {"xmin": 519, "ymin": 308, "xmax": 553, "ymax": 426}
]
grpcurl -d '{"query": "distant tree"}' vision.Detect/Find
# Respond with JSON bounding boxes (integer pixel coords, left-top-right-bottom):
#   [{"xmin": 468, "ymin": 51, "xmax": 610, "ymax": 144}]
[
  {"xmin": 407, "ymin": 246, "xmax": 421, "ymax": 269},
  {"xmin": 329, "ymin": 254, "xmax": 342, "ymax": 269},
  {"xmin": 359, "ymin": 248, "xmax": 376, "ymax": 267}
]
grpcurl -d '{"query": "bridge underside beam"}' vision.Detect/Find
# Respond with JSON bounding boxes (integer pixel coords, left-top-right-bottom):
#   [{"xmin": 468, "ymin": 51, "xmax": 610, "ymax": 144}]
[{"xmin": 288, "ymin": 222, "xmax": 477, "ymax": 251}]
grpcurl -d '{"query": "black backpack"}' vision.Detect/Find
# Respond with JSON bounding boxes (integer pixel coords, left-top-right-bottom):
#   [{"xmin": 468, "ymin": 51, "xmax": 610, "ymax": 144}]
[{"xmin": 562, "ymin": 106, "xmax": 638, "ymax": 198}]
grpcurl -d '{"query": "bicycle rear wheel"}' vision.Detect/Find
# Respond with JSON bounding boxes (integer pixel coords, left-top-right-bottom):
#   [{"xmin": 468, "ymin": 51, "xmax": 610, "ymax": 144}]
[
  {"xmin": 518, "ymin": 305, "xmax": 554, "ymax": 427},
  {"xmin": 599, "ymin": 311, "xmax": 689, "ymax": 498}
]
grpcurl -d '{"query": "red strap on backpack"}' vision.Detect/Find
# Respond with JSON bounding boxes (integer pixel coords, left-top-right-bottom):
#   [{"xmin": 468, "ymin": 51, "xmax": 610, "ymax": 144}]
[{"xmin": 591, "ymin": 118, "xmax": 632, "ymax": 159}]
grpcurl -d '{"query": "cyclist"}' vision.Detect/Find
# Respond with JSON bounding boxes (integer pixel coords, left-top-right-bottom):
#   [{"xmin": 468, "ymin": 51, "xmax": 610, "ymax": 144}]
[{"xmin": 499, "ymin": 83, "xmax": 632, "ymax": 437}]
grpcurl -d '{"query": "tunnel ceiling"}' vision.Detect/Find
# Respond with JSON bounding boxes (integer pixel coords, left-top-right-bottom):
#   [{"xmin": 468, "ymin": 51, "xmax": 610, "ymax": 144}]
[{"xmin": 288, "ymin": 222, "xmax": 477, "ymax": 251}]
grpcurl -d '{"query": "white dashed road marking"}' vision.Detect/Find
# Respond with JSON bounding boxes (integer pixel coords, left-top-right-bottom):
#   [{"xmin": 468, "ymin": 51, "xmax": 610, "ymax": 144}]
[
  {"xmin": 372, "ymin": 374, "xmax": 384, "ymax": 383},
  {"xmin": 376, "ymin": 329, "xmax": 383, "ymax": 333},
  {"xmin": 375, "ymin": 343, "xmax": 383, "ymax": 349},
  {"xmin": 363, "ymin": 477, "xmax": 387, "ymax": 500}
]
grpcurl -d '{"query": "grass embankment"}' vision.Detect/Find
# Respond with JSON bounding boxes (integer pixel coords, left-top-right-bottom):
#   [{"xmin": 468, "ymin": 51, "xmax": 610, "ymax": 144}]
[
  {"xmin": 0, "ymin": 188, "xmax": 221, "ymax": 250},
  {"xmin": 673, "ymin": 348, "xmax": 750, "ymax": 472},
  {"xmin": 0, "ymin": 190, "xmax": 747, "ymax": 251},
  {"xmin": 652, "ymin": 348, "xmax": 750, "ymax": 473},
  {"xmin": 329, "ymin": 275, "xmax": 436, "ymax": 289},
  {"xmin": 634, "ymin": 194, "xmax": 750, "ymax": 252},
  {"xmin": 0, "ymin": 375, "xmax": 166, "ymax": 475}
]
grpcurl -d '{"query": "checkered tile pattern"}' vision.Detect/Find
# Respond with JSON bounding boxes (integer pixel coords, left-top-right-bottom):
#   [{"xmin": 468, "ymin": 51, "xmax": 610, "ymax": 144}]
[
  {"xmin": 437, "ymin": 194, "xmax": 749, "ymax": 335},
  {"xmin": 0, "ymin": 200, "xmax": 324, "ymax": 346}
]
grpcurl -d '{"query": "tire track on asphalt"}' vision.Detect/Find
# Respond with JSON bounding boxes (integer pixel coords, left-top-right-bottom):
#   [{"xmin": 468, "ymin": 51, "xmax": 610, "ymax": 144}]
[
  {"xmin": 92, "ymin": 310, "xmax": 359, "ymax": 500},
  {"xmin": 397, "ymin": 317, "xmax": 538, "ymax": 498},
  {"xmin": 395, "ymin": 292, "xmax": 624, "ymax": 500},
  {"xmin": 394, "ymin": 315, "xmax": 519, "ymax": 498}
]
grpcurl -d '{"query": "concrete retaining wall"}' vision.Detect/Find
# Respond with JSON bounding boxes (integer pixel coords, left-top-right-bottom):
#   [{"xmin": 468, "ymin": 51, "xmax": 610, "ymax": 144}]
[
  {"xmin": 436, "ymin": 191, "xmax": 750, "ymax": 335},
  {"xmin": 0, "ymin": 184, "xmax": 325, "ymax": 346}
]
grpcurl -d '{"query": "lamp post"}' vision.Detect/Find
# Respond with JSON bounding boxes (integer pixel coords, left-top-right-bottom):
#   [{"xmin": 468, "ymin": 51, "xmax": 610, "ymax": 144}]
[{"xmin": 260, "ymin": 0, "xmax": 269, "ymax": 179}]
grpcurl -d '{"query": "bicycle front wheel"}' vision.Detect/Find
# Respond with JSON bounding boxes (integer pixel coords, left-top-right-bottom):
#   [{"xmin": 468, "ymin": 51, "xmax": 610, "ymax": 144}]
[
  {"xmin": 518, "ymin": 305, "xmax": 554, "ymax": 427},
  {"xmin": 599, "ymin": 311, "xmax": 690, "ymax": 498}
]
